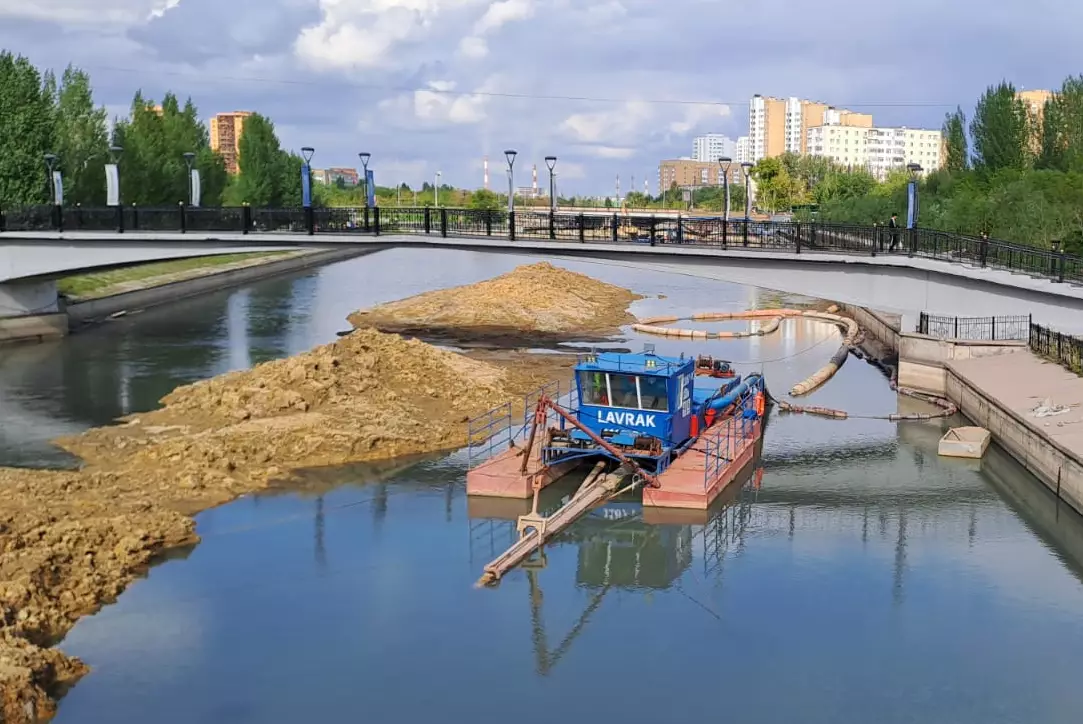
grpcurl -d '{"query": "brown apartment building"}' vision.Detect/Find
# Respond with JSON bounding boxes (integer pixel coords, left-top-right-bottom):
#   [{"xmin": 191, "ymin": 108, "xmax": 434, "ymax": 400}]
[
  {"xmin": 210, "ymin": 111, "xmax": 253, "ymax": 174},
  {"xmin": 658, "ymin": 159, "xmax": 746, "ymax": 191},
  {"xmin": 1017, "ymin": 89, "xmax": 1054, "ymax": 152}
]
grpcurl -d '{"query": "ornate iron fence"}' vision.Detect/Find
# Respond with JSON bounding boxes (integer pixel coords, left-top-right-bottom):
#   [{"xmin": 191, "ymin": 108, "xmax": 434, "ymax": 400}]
[
  {"xmin": 4, "ymin": 203, "xmax": 1083, "ymax": 286},
  {"xmin": 917, "ymin": 313, "xmax": 1032, "ymax": 341},
  {"xmin": 1030, "ymin": 323, "xmax": 1083, "ymax": 374}
]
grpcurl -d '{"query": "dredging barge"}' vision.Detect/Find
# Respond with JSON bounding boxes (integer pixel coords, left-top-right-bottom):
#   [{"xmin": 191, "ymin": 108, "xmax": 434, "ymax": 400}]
[{"xmin": 468, "ymin": 347, "xmax": 767, "ymax": 584}]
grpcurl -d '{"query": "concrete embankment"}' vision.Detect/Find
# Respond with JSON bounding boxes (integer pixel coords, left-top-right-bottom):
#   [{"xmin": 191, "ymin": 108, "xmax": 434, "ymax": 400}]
[
  {"xmin": 845, "ymin": 303, "xmax": 1083, "ymax": 519},
  {"xmin": 0, "ymin": 248, "xmax": 380, "ymax": 345}
]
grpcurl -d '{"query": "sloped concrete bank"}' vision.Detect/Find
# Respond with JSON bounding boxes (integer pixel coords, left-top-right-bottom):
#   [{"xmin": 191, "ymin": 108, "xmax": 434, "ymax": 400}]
[{"xmin": 65, "ymin": 247, "xmax": 378, "ymax": 326}]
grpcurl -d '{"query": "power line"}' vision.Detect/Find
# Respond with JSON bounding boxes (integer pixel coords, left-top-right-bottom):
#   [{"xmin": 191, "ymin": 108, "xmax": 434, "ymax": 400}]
[{"xmin": 85, "ymin": 65, "xmax": 959, "ymax": 109}]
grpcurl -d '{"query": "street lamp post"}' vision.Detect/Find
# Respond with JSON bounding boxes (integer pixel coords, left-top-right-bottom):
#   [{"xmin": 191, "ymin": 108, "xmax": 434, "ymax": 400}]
[
  {"xmin": 358, "ymin": 152, "xmax": 371, "ymax": 208},
  {"xmin": 740, "ymin": 161, "xmax": 753, "ymax": 247},
  {"xmin": 718, "ymin": 156, "xmax": 732, "ymax": 221},
  {"xmin": 301, "ymin": 146, "xmax": 315, "ymax": 235},
  {"xmin": 182, "ymin": 152, "xmax": 196, "ymax": 205},
  {"xmin": 504, "ymin": 150, "xmax": 517, "ymax": 214},
  {"xmin": 109, "ymin": 144, "xmax": 124, "ymax": 232},
  {"xmin": 544, "ymin": 155, "xmax": 557, "ymax": 239},
  {"xmin": 44, "ymin": 153, "xmax": 61, "ymax": 230},
  {"xmin": 906, "ymin": 162, "xmax": 922, "ymax": 255}
]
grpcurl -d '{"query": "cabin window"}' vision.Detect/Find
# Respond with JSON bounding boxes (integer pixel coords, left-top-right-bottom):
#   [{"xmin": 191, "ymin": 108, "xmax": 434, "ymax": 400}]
[
  {"xmin": 608, "ymin": 373, "xmax": 639, "ymax": 409},
  {"xmin": 638, "ymin": 375, "xmax": 669, "ymax": 411},
  {"xmin": 579, "ymin": 371, "xmax": 609, "ymax": 405}
]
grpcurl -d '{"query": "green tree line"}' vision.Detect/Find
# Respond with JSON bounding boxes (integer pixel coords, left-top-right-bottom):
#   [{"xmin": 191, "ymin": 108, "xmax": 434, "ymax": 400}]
[{"xmin": 817, "ymin": 76, "xmax": 1083, "ymax": 251}]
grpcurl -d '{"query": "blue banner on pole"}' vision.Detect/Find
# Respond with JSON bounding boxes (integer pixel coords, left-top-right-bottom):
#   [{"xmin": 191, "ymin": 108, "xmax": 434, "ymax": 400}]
[
  {"xmin": 366, "ymin": 169, "xmax": 375, "ymax": 207},
  {"xmin": 906, "ymin": 181, "xmax": 917, "ymax": 229},
  {"xmin": 301, "ymin": 163, "xmax": 312, "ymax": 208}
]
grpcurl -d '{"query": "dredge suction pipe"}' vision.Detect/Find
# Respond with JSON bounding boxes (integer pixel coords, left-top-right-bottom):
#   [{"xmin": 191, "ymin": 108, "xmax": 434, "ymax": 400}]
[{"xmin": 633, "ymin": 309, "xmax": 861, "ymax": 397}]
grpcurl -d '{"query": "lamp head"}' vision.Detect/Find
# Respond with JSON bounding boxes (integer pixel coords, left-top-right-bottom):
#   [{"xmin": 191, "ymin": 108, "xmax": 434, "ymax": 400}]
[
  {"xmin": 44, "ymin": 153, "xmax": 57, "ymax": 166},
  {"xmin": 504, "ymin": 149, "xmax": 517, "ymax": 167},
  {"xmin": 906, "ymin": 162, "xmax": 922, "ymax": 178},
  {"xmin": 301, "ymin": 146, "xmax": 315, "ymax": 164},
  {"xmin": 544, "ymin": 155, "xmax": 557, "ymax": 171},
  {"xmin": 182, "ymin": 152, "xmax": 195, "ymax": 163},
  {"xmin": 109, "ymin": 145, "xmax": 124, "ymax": 157},
  {"xmin": 358, "ymin": 152, "xmax": 371, "ymax": 168},
  {"xmin": 718, "ymin": 156, "xmax": 732, "ymax": 168}
]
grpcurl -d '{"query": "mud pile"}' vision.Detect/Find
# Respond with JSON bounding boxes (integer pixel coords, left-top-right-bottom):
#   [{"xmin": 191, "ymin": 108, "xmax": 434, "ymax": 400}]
[
  {"xmin": 2, "ymin": 327, "xmax": 574, "ymax": 719},
  {"xmin": 0, "ymin": 466, "xmax": 196, "ymax": 722},
  {"xmin": 57, "ymin": 328, "xmax": 547, "ymax": 500},
  {"xmin": 347, "ymin": 262, "xmax": 641, "ymax": 344}
]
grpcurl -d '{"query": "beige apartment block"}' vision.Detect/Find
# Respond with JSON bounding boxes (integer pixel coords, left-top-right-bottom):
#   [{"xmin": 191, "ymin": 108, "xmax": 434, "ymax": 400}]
[
  {"xmin": 752, "ymin": 95, "xmax": 874, "ymax": 160},
  {"xmin": 658, "ymin": 159, "xmax": 746, "ymax": 190},
  {"xmin": 1017, "ymin": 89, "xmax": 1054, "ymax": 152},
  {"xmin": 210, "ymin": 111, "xmax": 253, "ymax": 174}
]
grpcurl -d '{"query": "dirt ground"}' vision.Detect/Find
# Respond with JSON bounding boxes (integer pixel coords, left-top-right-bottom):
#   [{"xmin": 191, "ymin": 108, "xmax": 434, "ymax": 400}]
[
  {"xmin": 347, "ymin": 261, "xmax": 641, "ymax": 345},
  {"xmin": 0, "ymin": 264, "xmax": 621, "ymax": 721}
]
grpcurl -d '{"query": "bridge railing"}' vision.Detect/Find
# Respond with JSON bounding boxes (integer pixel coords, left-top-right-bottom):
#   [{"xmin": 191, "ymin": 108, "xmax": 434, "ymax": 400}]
[
  {"xmin": 1030, "ymin": 323, "xmax": 1083, "ymax": 375},
  {"xmin": 3, "ymin": 204, "xmax": 1082, "ymax": 285}
]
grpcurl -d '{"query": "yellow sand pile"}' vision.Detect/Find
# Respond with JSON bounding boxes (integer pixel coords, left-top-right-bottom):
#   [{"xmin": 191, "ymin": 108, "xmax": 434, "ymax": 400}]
[
  {"xmin": 3, "ymin": 327, "xmax": 571, "ymax": 715},
  {"xmin": 348, "ymin": 261, "xmax": 640, "ymax": 336}
]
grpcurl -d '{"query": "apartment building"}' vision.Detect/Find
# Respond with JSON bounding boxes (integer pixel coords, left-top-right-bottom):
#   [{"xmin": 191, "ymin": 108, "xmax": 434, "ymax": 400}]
[
  {"xmin": 750, "ymin": 95, "xmax": 873, "ymax": 161},
  {"xmin": 806, "ymin": 121, "xmax": 942, "ymax": 180},
  {"xmin": 1017, "ymin": 89, "xmax": 1054, "ymax": 152},
  {"xmin": 658, "ymin": 159, "xmax": 746, "ymax": 190},
  {"xmin": 735, "ymin": 136, "xmax": 751, "ymax": 164},
  {"xmin": 692, "ymin": 134, "xmax": 737, "ymax": 162},
  {"xmin": 209, "ymin": 111, "xmax": 253, "ymax": 174},
  {"xmin": 314, "ymin": 167, "xmax": 361, "ymax": 186}
]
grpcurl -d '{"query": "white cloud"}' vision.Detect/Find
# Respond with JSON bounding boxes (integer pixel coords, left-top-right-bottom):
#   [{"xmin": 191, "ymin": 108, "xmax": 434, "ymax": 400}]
[
  {"xmin": 0, "ymin": 0, "xmax": 180, "ymax": 25},
  {"xmin": 668, "ymin": 103, "xmax": 731, "ymax": 135},
  {"xmin": 457, "ymin": 36, "xmax": 489, "ymax": 58},
  {"xmin": 458, "ymin": 0, "xmax": 534, "ymax": 60},
  {"xmin": 583, "ymin": 145, "xmax": 636, "ymax": 159},
  {"xmin": 559, "ymin": 100, "xmax": 654, "ymax": 144}
]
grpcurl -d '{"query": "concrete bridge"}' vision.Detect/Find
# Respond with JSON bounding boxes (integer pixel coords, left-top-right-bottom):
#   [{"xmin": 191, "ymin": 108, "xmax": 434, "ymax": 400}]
[{"xmin": 3, "ymin": 211, "xmax": 1083, "ymax": 339}]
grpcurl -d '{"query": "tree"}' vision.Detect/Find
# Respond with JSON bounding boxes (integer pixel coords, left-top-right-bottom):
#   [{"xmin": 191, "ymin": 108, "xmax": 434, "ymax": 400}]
[
  {"xmin": 468, "ymin": 189, "xmax": 502, "ymax": 210},
  {"xmin": 0, "ymin": 52, "xmax": 54, "ymax": 207},
  {"xmin": 232, "ymin": 113, "xmax": 285, "ymax": 206},
  {"xmin": 751, "ymin": 157, "xmax": 797, "ymax": 212},
  {"xmin": 970, "ymin": 81, "xmax": 1029, "ymax": 173},
  {"xmin": 943, "ymin": 106, "xmax": 969, "ymax": 173}
]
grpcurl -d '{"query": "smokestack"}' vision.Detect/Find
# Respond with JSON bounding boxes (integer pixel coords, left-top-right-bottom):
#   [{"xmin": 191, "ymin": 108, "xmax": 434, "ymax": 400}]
[
  {"xmin": 532, "ymin": 164, "xmax": 538, "ymax": 196},
  {"xmin": 483, "ymin": 156, "xmax": 489, "ymax": 190},
  {"xmin": 644, "ymin": 179, "xmax": 648, "ymax": 196},
  {"xmin": 616, "ymin": 174, "xmax": 620, "ymax": 200}
]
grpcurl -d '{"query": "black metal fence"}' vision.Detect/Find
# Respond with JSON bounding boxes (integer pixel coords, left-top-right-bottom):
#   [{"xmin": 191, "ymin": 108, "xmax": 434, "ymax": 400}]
[
  {"xmin": 1030, "ymin": 323, "xmax": 1083, "ymax": 374},
  {"xmin": 3, "ymin": 203, "xmax": 1083, "ymax": 286},
  {"xmin": 917, "ymin": 313, "xmax": 1032, "ymax": 341}
]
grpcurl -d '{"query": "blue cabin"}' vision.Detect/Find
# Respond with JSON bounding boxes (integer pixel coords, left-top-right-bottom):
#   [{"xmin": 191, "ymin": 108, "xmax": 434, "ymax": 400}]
[{"xmin": 572, "ymin": 351, "xmax": 695, "ymax": 452}]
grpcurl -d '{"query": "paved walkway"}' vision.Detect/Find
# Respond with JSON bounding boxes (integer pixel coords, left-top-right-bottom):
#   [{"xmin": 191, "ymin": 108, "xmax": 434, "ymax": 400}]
[{"xmin": 950, "ymin": 352, "xmax": 1083, "ymax": 457}]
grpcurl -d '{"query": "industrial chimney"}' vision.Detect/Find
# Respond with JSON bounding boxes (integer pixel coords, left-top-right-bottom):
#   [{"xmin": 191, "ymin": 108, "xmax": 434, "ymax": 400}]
[
  {"xmin": 483, "ymin": 156, "xmax": 489, "ymax": 190},
  {"xmin": 532, "ymin": 164, "xmax": 538, "ymax": 197}
]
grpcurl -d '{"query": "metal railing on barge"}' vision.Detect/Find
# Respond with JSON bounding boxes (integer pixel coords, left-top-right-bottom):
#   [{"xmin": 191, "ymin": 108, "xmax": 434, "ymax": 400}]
[{"xmin": 4, "ymin": 203, "xmax": 1083, "ymax": 286}]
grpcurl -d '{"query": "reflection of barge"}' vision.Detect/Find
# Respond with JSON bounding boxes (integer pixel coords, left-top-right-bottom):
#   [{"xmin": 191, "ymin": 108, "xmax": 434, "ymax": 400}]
[{"xmin": 467, "ymin": 347, "xmax": 769, "ymax": 584}]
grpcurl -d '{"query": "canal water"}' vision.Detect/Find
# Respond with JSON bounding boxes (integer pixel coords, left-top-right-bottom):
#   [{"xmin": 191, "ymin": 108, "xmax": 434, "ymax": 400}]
[{"xmin": 4, "ymin": 249, "xmax": 1083, "ymax": 723}]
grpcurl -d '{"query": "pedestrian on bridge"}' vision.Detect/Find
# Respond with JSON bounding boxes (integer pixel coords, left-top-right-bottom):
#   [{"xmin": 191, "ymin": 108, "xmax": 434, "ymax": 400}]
[{"xmin": 888, "ymin": 213, "xmax": 900, "ymax": 252}]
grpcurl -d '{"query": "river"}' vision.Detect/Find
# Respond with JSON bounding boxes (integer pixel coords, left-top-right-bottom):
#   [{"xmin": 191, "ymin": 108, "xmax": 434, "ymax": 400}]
[{"xmin": 3, "ymin": 248, "xmax": 1083, "ymax": 723}]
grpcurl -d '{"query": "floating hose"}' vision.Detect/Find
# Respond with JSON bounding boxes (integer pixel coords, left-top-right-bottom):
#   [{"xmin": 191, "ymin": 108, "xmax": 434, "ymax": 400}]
[
  {"xmin": 633, "ymin": 309, "xmax": 861, "ymax": 397},
  {"xmin": 777, "ymin": 383, "xmax": 957, "ymax": 422}
]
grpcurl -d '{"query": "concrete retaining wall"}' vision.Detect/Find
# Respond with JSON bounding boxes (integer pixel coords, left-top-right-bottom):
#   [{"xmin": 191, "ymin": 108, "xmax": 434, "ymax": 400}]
[
  {"xmin": 0, "ymin": 312, "xmax": 68, "ymax": 344},
  {"xmin": 66, "ymin": 247, "xmax": 374, "ymax": 324},
  {"xmin": 946, "ymin": 364, "xmax": 1083, "ymax": 517},
  {"xmin": 839, "ymin": 303, "xmax": 901, "ymax": 351},
  {"xmin": 898, "ymin": 333, "xmax": 1027, "ymax": 396}
]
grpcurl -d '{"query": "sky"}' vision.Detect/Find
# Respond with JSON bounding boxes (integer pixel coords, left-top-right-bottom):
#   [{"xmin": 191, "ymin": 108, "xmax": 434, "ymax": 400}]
[{"xmin": 0, "ymin": 0, "xmax": 1077, "ymax": 195}]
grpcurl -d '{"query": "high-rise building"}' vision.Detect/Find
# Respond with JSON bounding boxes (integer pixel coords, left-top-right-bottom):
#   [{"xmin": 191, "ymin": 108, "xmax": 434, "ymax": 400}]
[
  {"xmin": 751, "ymin": 95, "xmax": 873, "ymax": 161},
  {"xmin": 692, "ymin": 134, "xmax": 737, "ymax": 162},
  {"xmin": 735, "ymin": 136, "xmax": 751, "ymax": 164},
  {"xmin": 749, "ymin": 95, "xmax": 787, "ymax": 162},
  {"xmin": 209, "ymin": 111, "xmax": 253, "ymax": 174},
  {"xmin": 1017, "ymin": 89, "xmax": 1054, "ymax": 153},
  {"xmin": 806, "ymin": 120, "xmax": 942, "ymax": 180}
]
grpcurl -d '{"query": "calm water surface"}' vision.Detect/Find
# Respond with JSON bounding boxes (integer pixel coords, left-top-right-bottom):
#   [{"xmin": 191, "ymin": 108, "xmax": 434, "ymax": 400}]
[{"xmin": 2, "ymin": 249, "xmax": 1083, "ymax": 723}]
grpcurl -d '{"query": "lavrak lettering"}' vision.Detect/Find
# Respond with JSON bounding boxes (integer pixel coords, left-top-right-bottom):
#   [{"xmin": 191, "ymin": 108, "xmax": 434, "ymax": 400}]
[{"xmin": 599, "ymin": 410, "xmax": 657, "ymax": 427}]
